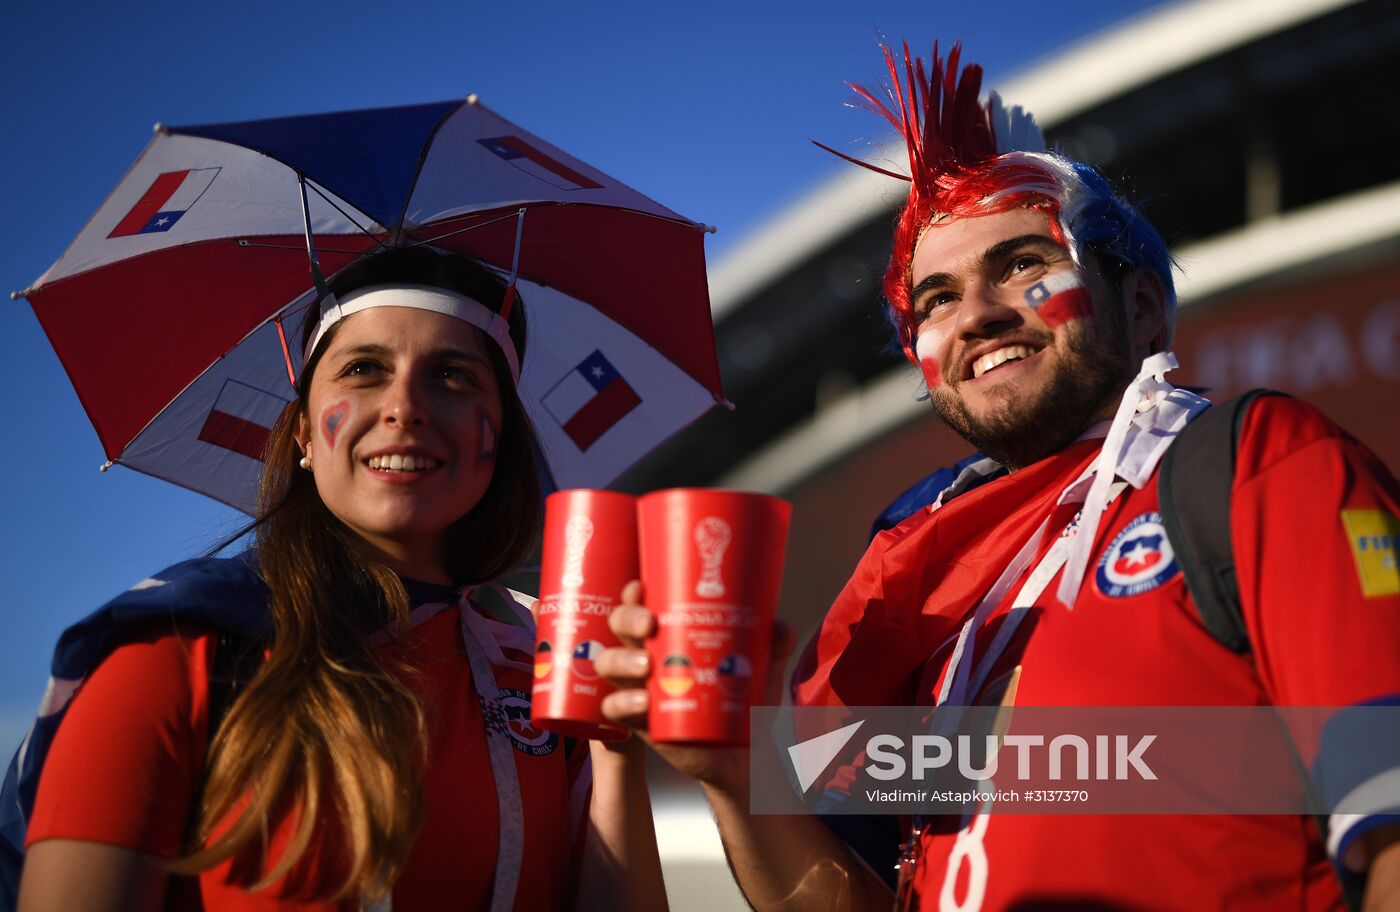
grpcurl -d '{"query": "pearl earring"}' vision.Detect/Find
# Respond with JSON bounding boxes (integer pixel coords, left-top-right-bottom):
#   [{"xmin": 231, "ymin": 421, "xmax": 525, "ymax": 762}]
[{"xmin": 299, "ymin": 454, "xmax": 313, "ymax": 470}]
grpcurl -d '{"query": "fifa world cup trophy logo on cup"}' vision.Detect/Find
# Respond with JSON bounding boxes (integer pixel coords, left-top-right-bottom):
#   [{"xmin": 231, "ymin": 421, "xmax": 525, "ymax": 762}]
[
  {"xmin": 561, "ymin": 515, "xmax": 594, "ymax": 589},
  {"xmin": 694, "ymin": 517, "xmax": 733, "ymax": 598}
]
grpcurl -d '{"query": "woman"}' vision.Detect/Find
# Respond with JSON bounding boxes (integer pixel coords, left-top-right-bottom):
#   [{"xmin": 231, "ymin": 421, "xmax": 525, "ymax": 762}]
[{"xmin": 16, "ymin": 247, "xmax": 666, "ymax": 910}]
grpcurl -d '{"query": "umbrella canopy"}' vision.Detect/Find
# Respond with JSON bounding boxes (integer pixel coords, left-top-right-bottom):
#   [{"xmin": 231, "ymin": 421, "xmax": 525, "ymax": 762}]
[{"xmin": 21, "ymin": 97, "xmax": 723, "ymax": 512}]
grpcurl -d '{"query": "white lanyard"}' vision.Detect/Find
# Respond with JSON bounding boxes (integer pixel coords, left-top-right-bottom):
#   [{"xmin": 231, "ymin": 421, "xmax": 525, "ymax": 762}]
[
  {"xmin": 361, "ymin": 595, "xmax": 525, "ymax": 912},
  {"xmin": 1056, "ymin": 353, "xmax": 1208, "ymax": 606},
  {"xmin": 460, "ymin": 598, "xmax": 525, "ymax": 912},
  {"xmin": 932, "ymin": 354, "xmax": 1206, "ymax": 710},
  {"xmin": 935, "ymin": 480, "xmax": 1127, "ymax": 709}
]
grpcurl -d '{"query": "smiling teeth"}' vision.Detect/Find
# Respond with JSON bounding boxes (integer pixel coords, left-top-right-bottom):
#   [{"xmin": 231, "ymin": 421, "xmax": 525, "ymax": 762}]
[
  {"xmin": 367, "ymin": 454, "xmax": 439, "ymax": 471},
  {"xmin": 973, "ymin": 345, "xmax": 1035, "ymax": 379}
]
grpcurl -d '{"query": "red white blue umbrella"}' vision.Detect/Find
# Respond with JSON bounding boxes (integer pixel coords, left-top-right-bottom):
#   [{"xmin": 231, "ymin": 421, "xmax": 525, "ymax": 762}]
[{"xmin": 18, "ymin": 97, "xmax": 723, "ymax": 512}]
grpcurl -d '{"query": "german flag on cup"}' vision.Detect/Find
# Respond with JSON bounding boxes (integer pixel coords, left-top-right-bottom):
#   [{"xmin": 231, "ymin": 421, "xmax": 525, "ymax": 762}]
[{"xmin": 659, "ymin": 654, "xmax": 695, "ymax": 696}]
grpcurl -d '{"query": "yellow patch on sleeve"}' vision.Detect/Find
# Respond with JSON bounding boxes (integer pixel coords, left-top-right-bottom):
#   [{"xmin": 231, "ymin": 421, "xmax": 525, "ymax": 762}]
[{"xmin": 1341, "ymin": 508, "xmax": 1400, "ymax": 597}]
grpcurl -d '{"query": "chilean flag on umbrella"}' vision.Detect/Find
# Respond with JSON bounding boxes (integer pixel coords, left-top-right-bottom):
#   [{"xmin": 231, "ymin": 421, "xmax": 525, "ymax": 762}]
[
  {"xmin": 543, "ymin": 351, "xmax": 641, "ymax": 452},
  {"xmin": 477, "ymin": 136, "xmax": 601, "ymax": 192},
  {"xmin": 198, "ymin": 379, "xmax": 289, "ymax": 462},
  {"xmin": 108, "ymin": 168, "xmax": 221, "ymax": 237}
]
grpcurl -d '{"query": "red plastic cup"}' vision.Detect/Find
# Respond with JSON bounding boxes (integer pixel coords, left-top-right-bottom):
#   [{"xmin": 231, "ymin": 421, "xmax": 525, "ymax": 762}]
[
  {"xmin": 531, "ymin": 489, "xmax": 633, "ymax": 741},
  {"xmin": 638, "ymin": 489, "xmax": 792, "ymax": 745}
]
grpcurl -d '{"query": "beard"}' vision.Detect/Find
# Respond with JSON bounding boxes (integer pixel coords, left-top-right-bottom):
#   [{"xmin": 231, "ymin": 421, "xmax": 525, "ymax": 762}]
[{"xmin": 929, "ymin": 310, "xmax": 1135, "ymax": 470}]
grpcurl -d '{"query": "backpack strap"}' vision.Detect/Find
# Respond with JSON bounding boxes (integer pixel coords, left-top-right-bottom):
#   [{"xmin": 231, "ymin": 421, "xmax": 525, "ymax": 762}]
[
  {"xmin": 1157, "ymin": 389, "xmax": 1367, "ymax": 911},
  {"xmin": 1157, "ymin": 388, "xmax": 1287, "ymax": 653}
]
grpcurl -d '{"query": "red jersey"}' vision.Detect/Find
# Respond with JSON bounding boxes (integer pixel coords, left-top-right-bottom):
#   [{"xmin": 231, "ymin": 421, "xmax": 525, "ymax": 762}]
[
  {"xmin": 27, "ymin": 592, "xmax": 591, "ymax": 911},
  {"xmin": 795, "ymin": 396, "xmax": 1400, "ymax": 911}
]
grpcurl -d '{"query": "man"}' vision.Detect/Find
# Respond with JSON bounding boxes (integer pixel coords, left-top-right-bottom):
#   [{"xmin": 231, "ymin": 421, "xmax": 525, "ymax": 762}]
[{"xmin": 599, "ymin": 43, "xmax": 1400, "ymax": 910}]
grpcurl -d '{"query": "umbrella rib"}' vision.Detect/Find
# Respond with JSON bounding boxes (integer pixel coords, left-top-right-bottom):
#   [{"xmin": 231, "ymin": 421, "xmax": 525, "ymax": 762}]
[
  {"xmin": 410, "ymin": 209, "xmax": 526, "ymax": 247},
  {"xmin": 298, "ymin": 173, "xmax": 336, "ymax": 309},
  {"xmin": 628, "ymin": 207, "xmax": 718, "ymax": 233},
  {"xmin": 236, "ymin": 240, "xmax": 381, "ymax": 255},
  {"xmin": 305, "ymin": 179, "xmax": 389, "ymax": 246},
  {"xmin": 392, "ymin": 100, "xmax": 464, "ymax": 242}
]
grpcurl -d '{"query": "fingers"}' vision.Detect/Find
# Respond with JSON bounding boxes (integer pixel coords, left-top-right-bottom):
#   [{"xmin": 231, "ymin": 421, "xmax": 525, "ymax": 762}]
[
  {"xmin": 608, "ymin": 581, "xmax": 655, "ymax": 650},
  {"xmin": 598, "ymin": 580, "xmax": 655, "ymax": 732},
  {"xmin": 600, "ymin": 687, "xmax": 649, "ymax": 729},
  {"xmin": 608, "ymin": 605, "xmax": 656, "ymax": 648},
  {"xmin": 595, "ymin": 645, "xmax": 649, "ymax": 689}
]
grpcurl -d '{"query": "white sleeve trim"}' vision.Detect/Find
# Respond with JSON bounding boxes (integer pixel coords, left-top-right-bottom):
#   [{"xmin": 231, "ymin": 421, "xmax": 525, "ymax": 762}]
[{"xmin": 1327, "ymin": 766, "xmax": 1400, "ymax": 871}]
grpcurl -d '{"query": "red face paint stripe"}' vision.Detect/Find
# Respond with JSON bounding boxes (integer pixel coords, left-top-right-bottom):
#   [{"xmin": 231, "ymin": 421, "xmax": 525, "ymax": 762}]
[
  {"xmin": 1037, "ymin": 288, "xmax": 1093, "ymax": 328},
  {"xmin": 920, "ymin": 356, "xmax": 943, "ymax": 390}
]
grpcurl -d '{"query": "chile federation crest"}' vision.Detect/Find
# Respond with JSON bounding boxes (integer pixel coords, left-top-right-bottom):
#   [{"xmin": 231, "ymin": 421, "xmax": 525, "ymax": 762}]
[
  {"xmin": 496, "ymin": 688, "xmax": 559, "ymax": 756},
  {"xmin": 1095, "ymin": 511, "xmax": 1181, "ymax": 598}
]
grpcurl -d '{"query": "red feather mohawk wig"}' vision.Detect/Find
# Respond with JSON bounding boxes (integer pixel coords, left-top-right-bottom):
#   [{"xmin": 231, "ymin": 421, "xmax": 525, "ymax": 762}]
[{"xmin": 819, "ymin": 41, "xmax": 1176, "ymax": 362}]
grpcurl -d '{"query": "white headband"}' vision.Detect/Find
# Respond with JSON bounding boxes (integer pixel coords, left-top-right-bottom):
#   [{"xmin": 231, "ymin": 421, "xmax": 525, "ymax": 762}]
[{"xmin": 307, "ymin": 284, "xmax": 521, "ymax": 383}]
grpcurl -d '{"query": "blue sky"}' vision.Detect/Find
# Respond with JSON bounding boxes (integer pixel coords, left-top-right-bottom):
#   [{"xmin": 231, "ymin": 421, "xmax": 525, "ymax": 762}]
[{"xmin": 0, "ymin": 0, "xmax": 1167, "ymax": 755}]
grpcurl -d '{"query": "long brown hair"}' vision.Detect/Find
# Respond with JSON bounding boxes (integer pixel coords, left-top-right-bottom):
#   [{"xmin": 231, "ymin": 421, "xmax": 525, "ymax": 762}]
[{"xmin": 176, "ymin": 248, "xmax": 542, "ymax": 900}]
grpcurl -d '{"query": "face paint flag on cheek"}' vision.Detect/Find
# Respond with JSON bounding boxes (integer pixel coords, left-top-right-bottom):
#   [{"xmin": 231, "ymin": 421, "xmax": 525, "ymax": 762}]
[
  {"xmin": 322, "ymin": 400, "xmax": 349, "ymax": 449},
  {"xmin": 476, "ymin": 409, "xmax": 498, "ymax": 466},
  {"xmin": 914, "ymin": 334, "xmax": 943, "ymax": 391},
  {"xmin": 1024, "ymin": 271, "xmax": 1093, "ymax": 328},
  {"xmin": 920, "ymin": 357, "xmax": 943, "ymax": 391}
]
